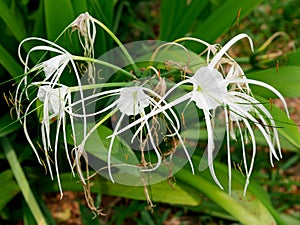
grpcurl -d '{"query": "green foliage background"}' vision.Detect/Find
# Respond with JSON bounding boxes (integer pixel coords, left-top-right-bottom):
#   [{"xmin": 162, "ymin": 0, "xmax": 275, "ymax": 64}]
[{"xmin": 0, "ymin": 0, "xmax": 300, "ymax": 224}]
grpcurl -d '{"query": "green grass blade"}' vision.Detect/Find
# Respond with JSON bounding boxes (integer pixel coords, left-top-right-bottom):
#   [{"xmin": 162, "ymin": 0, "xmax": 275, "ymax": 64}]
[
  {"xmin": 23, "ymin": 199, "xmax": 38, "ymax": 225},
  {"xmin": 80, "ymin": 202, "xmax": 102, "ymax": 225},
  {"xmin": 0, "ymin": 114, "xmax": 21, "ymax": 138},
  {"xmin": 0, "ymin": 44, "xmax": 23, "ymax": 78},
  {"xmin": 1, "ymin": 136, "xmax": 48, "ymax": 225},
  {"xmin": 0, "ymin": 170, "xmax": 20, "ymax": 212},
  {"xmin": 0, "ymin": 1, "xmax": 27, "ymax": 41},
  {"xmin": 159, "ymin": 0, "xmax": 209, "ymax": 41},
  {"xmin": 191, "ymin": 0, "xmax": 263, "ymax": 47},
  {"xmin": 44, "ymin": 0, "xmax": 75, "ymax": 41},
  {"xmin": 248, "ymin": 66, "xmax": 300, "ymax": 98},
  {"xmin": 176, "ymin": 162, "xmax": 285, "ymax": 225}
]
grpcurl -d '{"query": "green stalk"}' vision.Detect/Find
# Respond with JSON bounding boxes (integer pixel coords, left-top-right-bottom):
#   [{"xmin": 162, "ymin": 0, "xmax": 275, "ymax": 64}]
[
  {"xmin": 91, "ymin": 18, "xmax": 139, "ymax": 75},
  {"xmin": 81, "ymin": 108, "xmax": 118, "ymax": 144},
  {"xmin": 68, "ymin": 82, "xmax": 132, "ymax": 92},
  {"xmin": 72, "ymin": 55, "xmax": 137, "ymax": 80},
  {"xmin": 1, "ymin": 137, "xmax": 47, "ymax": 225}
]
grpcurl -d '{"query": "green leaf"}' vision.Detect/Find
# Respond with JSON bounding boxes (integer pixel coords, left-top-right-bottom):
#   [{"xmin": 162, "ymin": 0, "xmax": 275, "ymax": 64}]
[
  {"xmin": 72, "ymin": 0, "xmax": 88, "ymax": 16},
  {"xmin": 67, "ymin": 124, "xmax": 139, "ymax": 168},
  {"xmin": 247, "ymin": 66, "xmax": 300, "ymax": 98},
  {"xmin": 0, "ymin": 1, "xmax": 27, "ymax": 41},
  {"xmin": 31, "ymin": 1, "xmax": 46, "ymax": 37},
  {"xmin": 280, "ymin": 213, "xmax": 300, "ymax": 225},
  {"xmin": 0, "ymin": 114, "xmax": 22, "ymax": 138},
  {"xmin": 159, "ymin": 0, "xmax": 209, "ymax": 41},
  {"xmin": 88, "ymin": 0, "xmax": 114, "ymax": 55},
  {"xmin": 89, "ymin": 0, "xmax": 113, "ymax": 27},
  {"xmin": 255, "ymin": 96, "xmax": 300, "ymax": 151},
  {"xmin": 44, "ymin": 0, "xmax": 75, "ymax": 41},
  {"xmin": 37, "ymin": 173, "xmax": 201, "ymax": 206},
  {"xmin": 80, "ymin": 202, "xmax": 102, "ymax": 225},
  {"xmin": 190, "ymin": 0, "xmax": 263, "ymax": 50},
  {"xmin": 1, "ymin": 137, "xmax": 48, "ymax": 225},
  {"xmin": 187, "ymin": 201, "xmax": 236, "ymax": 221},
  {"xmin": 0, "ymin": 170, "xmax": 20, "ymax": 212},
  {"xmin": 176, "ymin": 158, "xmax": 287, "ymax": 225},
  {"xmin": 284, "ymin": 48, "xmax": 300, "ymax": 66},
  {"xmin": 23, "ymin": 199, "xmax": 38, "ymax": 225},
  {"xmin": 0, "ymin": 43, "xmax": 23, "ymax": 78}
]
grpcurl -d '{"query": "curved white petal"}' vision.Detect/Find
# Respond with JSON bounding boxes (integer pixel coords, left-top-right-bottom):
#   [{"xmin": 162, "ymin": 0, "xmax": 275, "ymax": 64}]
[
  {"xmin": 209, "ymin": 34, "xmax": 254, "ymax": 69},
  {"xmin": 117, "ymin": 86, "xmax": 150, "ymax": 116},
  {"xmin": 190, "ymin": 67, "xmax": 227, "ymax": 110},
  {"xmin": 204, "ymin": 109, "xmax": 223, "ymax": 189}
]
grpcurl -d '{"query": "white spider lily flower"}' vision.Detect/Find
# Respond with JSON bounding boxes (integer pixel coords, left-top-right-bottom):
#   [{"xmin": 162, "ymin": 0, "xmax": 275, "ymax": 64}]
[
  {"xmin": 112, "ymin": 67, "xmax": 288, "ymax": 194},
  {"xmin": 190, "ymin": 67, "xmax": 227, "ymax": 109},
  {"xmin": 37, "ymin": 85, "xmax": 69, "ymax": 114},
  {"xmin": 187, "ymin": 67, "xmax": 288, "ymax": 193},
  {"xmin": 68, "ymin": 85, "xmax": 190, "ymax": 183},
  {"xmin": 38, "ymin": 84, "xmax": 74, "ymax": 197},
  {"xmin": 224, "ymin": 79, "xmax": 289, "ymax": 195},
  {"xmin": 20, "ymin": 83, "xmax": 75, "ymax": 198},
  {"xmin": 108, "ymin": 86, "xmax": 162, "ymax": 181},
  {"xmin": 16, "ymin": 38, "xmax": 89, "ymax": 194},
  {"xmin": 117, "ymin": 87, "xmax": 150, "ymax": 116},
  {"xmin": 188, "ymin": 67, "xmax": 228, "ymax": 189},
  {"xmin": 204, "ymin": 33, "xmax": 289, "ymax": 193},
  {"xmin": 16, "ymin": 37, "xmax": 72, "ymax": 119},
  {"xmin": 110, "ymin": 67, "xmax": 226, "ymax": 188},
  {"xmin": 42, "ymin": 54, "xmax": 71, "ymax": 80}
]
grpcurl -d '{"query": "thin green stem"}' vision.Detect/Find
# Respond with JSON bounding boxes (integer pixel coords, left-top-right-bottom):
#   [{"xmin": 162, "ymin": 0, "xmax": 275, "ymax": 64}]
[
  {"xmin": 91, "ymin": 18, "xmax": 139, "ymax": 75},
  {"xmin": 72, "ymin": 55, "xmax": 137, "ymax": 80},
  {"xmin": 68, "ymin": 82, "xmax": 132, "ymax": 92},
  {"xmin": 81, "ymin": 108, "xmax": 118, "ymax": 146},
  {"xmin": 68, "ymin": 77, "xmax": 193, "ymax": 93},
  {"xmin": 1, "ymin": 137, "xmax": 48, "ymax": 225}
]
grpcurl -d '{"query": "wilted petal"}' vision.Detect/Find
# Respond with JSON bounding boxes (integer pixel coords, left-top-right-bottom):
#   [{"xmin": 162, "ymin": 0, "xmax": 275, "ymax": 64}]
[
  {"xmin": 42, "ymin": 55, "xmax": 70, "ymax": 78},
  {"xmin": 38, "ymin": 85, "xmax": 69, "ymax": 115}
]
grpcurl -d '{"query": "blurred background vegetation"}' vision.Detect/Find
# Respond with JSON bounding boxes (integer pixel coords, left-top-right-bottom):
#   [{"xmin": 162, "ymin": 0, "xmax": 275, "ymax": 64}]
[{"xmin": 0, "ymin": 0, "xmax": 300, "ymax": 224}]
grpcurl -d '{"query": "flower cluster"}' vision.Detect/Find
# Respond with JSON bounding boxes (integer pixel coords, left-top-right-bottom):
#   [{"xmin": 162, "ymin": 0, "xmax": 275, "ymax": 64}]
[{"xmin": 15, "ymin": 13, "xmax": 290, "ymax": 211}]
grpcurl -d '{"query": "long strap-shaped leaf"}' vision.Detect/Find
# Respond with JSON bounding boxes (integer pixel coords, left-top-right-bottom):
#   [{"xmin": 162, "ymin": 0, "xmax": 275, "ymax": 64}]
[
  {"xmin": 0, "ymin": 1, "xmax": 27, "ymax": 41},
  {"xmin": 191, "ymin": 0, "xmax": 263, "ymax": 50},
  {"xmin": 175, "ymin": 161, "xmax": 287, "ymax": 225},
  {"xmin": 159, "ymin": 0, "xmax": 209, "ymax": 41},
  {"xmin": 0, "ymin": 44, "xmax": 23, "ymax": 79},
  {"xmin": 1, "ymin": 137, "xmax": 47, "ymax": 225}
]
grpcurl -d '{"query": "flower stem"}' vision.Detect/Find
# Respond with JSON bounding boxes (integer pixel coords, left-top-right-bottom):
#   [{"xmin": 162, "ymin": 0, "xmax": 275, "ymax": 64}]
[
  {"xmin": 68, "ymin": 82, "xmax": 132, "ymax": 92},
  {"xmin": 91, "ymin": 18, "xmax": 139, "ymax": 75},
  {"xmin": 72, "ymin": 55, "xmax": 137, "ymax": 80}
]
